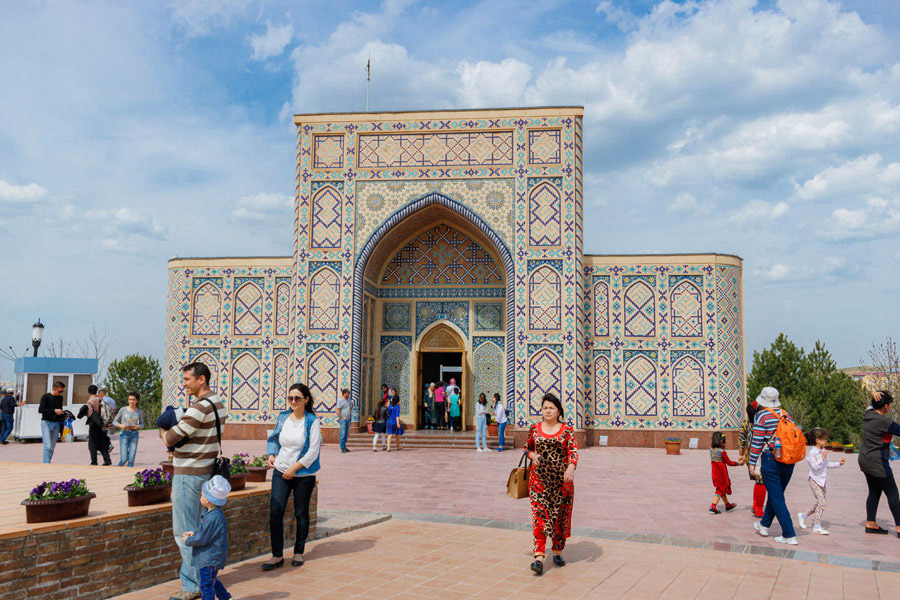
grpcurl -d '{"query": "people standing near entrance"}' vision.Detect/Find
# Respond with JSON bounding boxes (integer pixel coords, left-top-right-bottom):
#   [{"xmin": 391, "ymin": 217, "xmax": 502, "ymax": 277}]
[
  {"xmin": 39, "ymin": 381, "xmax": 66, "ymax": 463},
  {"xmin": 748, "ymin": 386, "xmax": 799, "ymax": 545},
  {"xmin": 113, "ymin": 392, "xmax": 144, "ymax": 467},
  {"xmin": 372, "ymin": 398, "xmax": 389, "ymax": 452},
  {"xmin": 525, "ymin": 393, "xmax": 578, "ymax": 576},
  {"xmin": 1, "ymin": 387, "xmax": 24, "ymax": 445},
  {"xmin": 475, "ymin": 394, "xmax": 489, "ymax": 451},
  {"xmin": 263, "ymin": 383, "xmax": 322, "ymax": 571},
  {"xmin": 739, "ymin": 399, "xmax": 767, "ymax": 517},
  {"xmin": 494, "ymin": 393, "xmax": 507, "ymax": 451},
  {"xmin": 423, "ymin": 383, "xmax": 436, "ymax": 430},
  {"xmin": 859, "ymin": 390, "xmax": 900, "ymax": 537},
  {"xmin": 446, "ymin": 378, "xmax": 460, "ymax": 405},
  {"xmin": 386, "ymin": 392, "xmax": 404, "ymax": 452},
  {"xmin": 448, "ymin": 387, "xmax": 462, "ymax": 432},
  {"xmin": 434, "ymin": 382, "xmax": 446, "ymax": 429},
  {"xmin": 798, "ymin": 428, "xmax": 845, "ymax": 535},
  {"xmin": 78, "ymin": 384, "xmax": 112, "ymax": 466},
  {"xmin": 709, "ymin": 432, "xmax": 739, "ymax": 514},
  {"xmin": 163, "ymin": 362, "xmax": 226, "ymax": 600},
  {"xmin": 335, "ymin": 388, "xmax": 352, "ymax": 453},
  {"xmin": 380, "ymin": 383, "xmax": 389, "ymax": 405}
]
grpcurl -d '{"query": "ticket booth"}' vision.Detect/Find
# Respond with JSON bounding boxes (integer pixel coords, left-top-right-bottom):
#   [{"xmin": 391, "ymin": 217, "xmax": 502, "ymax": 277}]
[{"xmin": 12, "ymin": 357, "xmax": 98, "ymax": 441}]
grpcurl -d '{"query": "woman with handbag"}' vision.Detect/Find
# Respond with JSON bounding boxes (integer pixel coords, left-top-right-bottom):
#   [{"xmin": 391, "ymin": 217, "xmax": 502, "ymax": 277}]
[
  {"xmin": 262, "ymin": 383, "xmax": 322, "ymax": 571},
  {"xmin": 371, "ymin": 398, "xmax": 389, "ymax": 452},
  {"xmin": 385, "ymin": 393, "xmax": 404, "ymax": 452},
  {"xmin": 525, "ymin": 393, "xmax": 578, "ymax": 576}
]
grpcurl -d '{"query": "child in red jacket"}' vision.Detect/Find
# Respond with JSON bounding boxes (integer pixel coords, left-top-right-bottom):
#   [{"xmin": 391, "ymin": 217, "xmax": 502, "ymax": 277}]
[{"xmin": 710, "ymin": 432, "xmax": 740, "ymax": 514}]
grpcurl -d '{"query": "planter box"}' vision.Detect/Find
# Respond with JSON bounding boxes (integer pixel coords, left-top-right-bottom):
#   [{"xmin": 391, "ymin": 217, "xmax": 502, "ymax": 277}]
[
  {"xmin": 487, "ymin": 423, "xmax": 499, "ymax": 437},
  {"xmin": 844, "ymin": 447, "xmax": 855, "ymax": 454},
  {"xmin": 160, "ymin": 461, "xmax": 174, "ymax": 476},
  {"xmin": 124, "ymin": 484, "xmax": 173, "ymax": 507},
  {"xmin": 246, "ymin": 466, "xmax": 269, "ymax": 483},
  {"xmin": 664, "ymin": 441, "xmax": 682, "ymax": 455},
  {"xmin": 22, "ymin": 493, "xmax": 96, "ymax": 523},
  {"xmin": 229, "ymin": 473, "xmax": 248, "ymax": 491}
]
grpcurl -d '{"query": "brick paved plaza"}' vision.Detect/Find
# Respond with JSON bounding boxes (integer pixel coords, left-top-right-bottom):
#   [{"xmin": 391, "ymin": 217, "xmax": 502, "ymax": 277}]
[{"xmin": 3, "ymin": 439, "xmax": 899, "ymax": 598}]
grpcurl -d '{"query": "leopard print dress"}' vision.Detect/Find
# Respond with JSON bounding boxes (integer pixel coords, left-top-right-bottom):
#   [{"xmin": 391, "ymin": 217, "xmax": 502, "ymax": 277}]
[{"xmin": 526, "ymin": 423, "xmax": 579, "ymax": 557}]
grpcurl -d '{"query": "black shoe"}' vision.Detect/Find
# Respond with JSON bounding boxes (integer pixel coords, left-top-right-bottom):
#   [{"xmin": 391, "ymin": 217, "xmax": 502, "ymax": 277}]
[
  {"xmin": 90, "ymin": 462, "xmax": 98, "ymax": 465},
  {"xmin": 553, "ymin": 555, "xmax": 566, "ymax": 567},
  {"xmin": 291, "ymin": 557, "xmax": 304, "ymax": 567},
  {"xmin": 261, "ymin": 558, "xmax": 284, "ymax": 571},
  {"xmin": 865, "ymin": 526, "xmax": 889, "ymax": 534},
  {"xmin": 102, "ymin": 462, "xmax": 112, "ymax": 466},
  {"xmin": 1, "ymin": 440, "xmax": 8, "ymax": 445},
  {"xmin": 530, "ymin": 560, "xmax": 543, "ymax": 576}
]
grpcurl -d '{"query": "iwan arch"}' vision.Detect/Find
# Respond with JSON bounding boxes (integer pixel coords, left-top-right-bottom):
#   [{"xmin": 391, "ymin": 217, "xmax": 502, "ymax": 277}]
[{"xmin": 165, "ymin": 107, "xmax": 745, "ymax": 446}]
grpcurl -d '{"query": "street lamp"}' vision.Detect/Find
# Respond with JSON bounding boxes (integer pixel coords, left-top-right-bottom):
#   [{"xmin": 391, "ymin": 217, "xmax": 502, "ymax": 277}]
[{"xmin": 32, "ymin": 319, "xmax": 44, "ymax": 357}]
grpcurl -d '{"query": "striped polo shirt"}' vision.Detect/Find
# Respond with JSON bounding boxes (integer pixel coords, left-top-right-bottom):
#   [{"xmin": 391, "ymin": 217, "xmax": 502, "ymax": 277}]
[
  {"xmin": 163, "ymin": 394, "xmax": 226, "ymax": 476},
  {"xmin": 748, "ymin": 408, "xmax": 793, "ymax": 466}
]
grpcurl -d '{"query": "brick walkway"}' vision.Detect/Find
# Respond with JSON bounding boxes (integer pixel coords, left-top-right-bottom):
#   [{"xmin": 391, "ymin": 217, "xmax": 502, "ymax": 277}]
[{"xmin": 113, "ymin": 518, "xmax": 899, "ymax": 600}]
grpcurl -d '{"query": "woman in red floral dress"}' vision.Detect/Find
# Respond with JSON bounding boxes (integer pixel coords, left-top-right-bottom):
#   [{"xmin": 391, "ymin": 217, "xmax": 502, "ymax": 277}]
[{"xmin": 525, "ymin": 393, "xmax": 578, "ymax": 575}]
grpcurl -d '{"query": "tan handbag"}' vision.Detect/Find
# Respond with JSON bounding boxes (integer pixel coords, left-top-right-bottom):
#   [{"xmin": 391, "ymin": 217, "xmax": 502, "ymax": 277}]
[{"xmin": 506, "ymin": 451, "xmax": 532, "ymax": 499}]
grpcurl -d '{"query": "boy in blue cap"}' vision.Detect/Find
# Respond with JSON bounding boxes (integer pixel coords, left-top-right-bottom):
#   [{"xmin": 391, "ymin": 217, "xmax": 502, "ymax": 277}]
[{"xmin": 182, "ymin": 475, "xmax": 233, "ymax": 600}]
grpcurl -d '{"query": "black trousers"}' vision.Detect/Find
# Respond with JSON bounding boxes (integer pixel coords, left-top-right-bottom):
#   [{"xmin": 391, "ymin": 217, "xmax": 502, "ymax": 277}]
[
  {"xmin": 88, "ymin": 425, "xmax": 111, "ymax": 465},
  {"xmin": 452, "ymin": 416, "xmax": 462, "ymax": 431},
  {"xmin": 270, "ymin": 470, "xmax": 316, "ymax": 557},
  {"xmin": 865, "ymin": 472, "xmax": 900, "ymax": 526},
  {"xmin": 435, "ymin": 405, "xmax": 446, "ymax": 429}
]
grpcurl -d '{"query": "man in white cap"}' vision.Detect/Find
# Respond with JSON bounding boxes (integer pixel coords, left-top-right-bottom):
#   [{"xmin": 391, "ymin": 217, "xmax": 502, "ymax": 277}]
[
  {"xmin": 182, "ymin": 475, "xmax": 232, "ymax": 600},
  {"xmin": 747, "ymin": 386, "xmax": 799, "ymax": 545}
]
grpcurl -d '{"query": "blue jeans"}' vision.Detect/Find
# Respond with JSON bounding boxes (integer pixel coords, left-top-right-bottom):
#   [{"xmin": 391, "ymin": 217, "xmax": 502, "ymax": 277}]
[
  {"xmin": 41, "ymin": 421, "xmax": 61, "ymax": 463},
  {"xmin": 0, "ymin": 414, "xmax": 14, "ymax": 443},
  {"xmin": 118, "ymin": 430, "xmax": 139, "ymax": 467},
  {"xmin": 497, "ymin": 421, "xmax": 507, "ymax": 450},
  {"xmin": 198, "ymin": 566, "xmax": 231, "ymax": 600},
  {"xmin": 338, "ymin": 418, "xmax": 350, "ymax": 451},
  {"xmin": 760, "ymin": 451, "xmax": 796, "ymax": 538},
  {"xmin": 475, "ymin": 415, "xmax": 487, "ymax": 449},
  {"xmin": 173, "ymin": 473, "xmax": 211, "ymax": 594}
]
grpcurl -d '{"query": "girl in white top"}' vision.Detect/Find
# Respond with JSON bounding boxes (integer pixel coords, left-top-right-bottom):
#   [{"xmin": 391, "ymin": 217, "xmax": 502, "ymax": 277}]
[
  {"xmin": 494, "ymin": 393, "xmax": 508, "ymax": 451},
  {"xmin": 798, "ymin": 428, "xmax": 845, "ymax": 534}
]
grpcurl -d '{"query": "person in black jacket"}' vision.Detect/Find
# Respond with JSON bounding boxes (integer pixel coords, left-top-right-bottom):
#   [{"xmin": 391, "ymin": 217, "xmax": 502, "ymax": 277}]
[
  {"xmin": 859, "ymin": 390, "xmax": 900, "ymax": 537},
  {"xmin": 39, "ymin": 381, "xmax": 66, "ymax": 463},
  {"xmin": 77, "ymin": 384, "xmax": 111, "ymax": 465},
  {"xmin": 1, "ymin": 388, "xmax": 24, "ymax": 445}
]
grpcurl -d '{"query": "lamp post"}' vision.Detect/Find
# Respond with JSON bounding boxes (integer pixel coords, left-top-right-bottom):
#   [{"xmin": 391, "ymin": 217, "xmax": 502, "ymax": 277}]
[{"xmin": 31, "ymin": 319, "xmax": 44, "ymax": 357}]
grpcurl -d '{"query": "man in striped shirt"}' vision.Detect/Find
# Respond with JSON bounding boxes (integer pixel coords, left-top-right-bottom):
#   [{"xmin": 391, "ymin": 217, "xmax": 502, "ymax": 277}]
[
  {"xmin": 163, "ymin": 362, "xmax": 226, "ymax": 600},
  {"xmin": 748, "ymin": 386, "xmax": 798, "ymax": 545}
]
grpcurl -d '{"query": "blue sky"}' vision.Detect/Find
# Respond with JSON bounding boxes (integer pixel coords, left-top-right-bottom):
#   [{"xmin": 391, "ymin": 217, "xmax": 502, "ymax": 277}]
[{"xmin": 1, "ymin": 0, "xmax": 898, "ymax": 380}]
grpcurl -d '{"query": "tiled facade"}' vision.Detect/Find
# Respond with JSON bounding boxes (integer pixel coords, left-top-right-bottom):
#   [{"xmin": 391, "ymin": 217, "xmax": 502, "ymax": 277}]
[{"xmin": 165, "ymin": 107, "xmax": 745, "ymax": 442}]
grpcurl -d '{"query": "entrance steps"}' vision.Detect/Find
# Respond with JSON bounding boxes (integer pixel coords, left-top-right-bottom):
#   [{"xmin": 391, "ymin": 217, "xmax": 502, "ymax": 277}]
[{"xmin": 346, "ymin": 429, "xmax": 517, "ymax": 450}]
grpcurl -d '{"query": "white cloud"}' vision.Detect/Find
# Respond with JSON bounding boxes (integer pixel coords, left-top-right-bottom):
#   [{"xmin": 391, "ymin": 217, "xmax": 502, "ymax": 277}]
[
  {"xmin": 231, "ymin": 192, "xmax": 292, "ymax": 222},
  {"xmin": 60, "ymin": 205, "xmax": 168, "ymax": 241},
  {"xmin": 821, "ymin": 197, "xmax": 900, "ymax": 240},
  {"xmin": 667, "ymin": 192, "xmax": 709, "ymax": 214},
  {"xmin": 793, "ymin": 154, "xmax": 900, "ymax": 202},
  {"xmin": 728, "ymin": 200, "xmax": 789, "ymax": 225},
  {"xmin": 457, "ymin": 59, "xmax": 532, "ymax": 107},
  {"xmin": 250, "ymin": 20, "xmax": 293, "ymax": 61},
  {"xmin": 169, "ymin": 0, "xmax": 251, "ymax": 36},
  {"xmin": 595, "ymin": 1, "xmax": 638, "ymax": 33},
  {"xmin": 758, "ymin": 263, "xmax": 792, "ymax": 282},
  {"xmin": 0, "ymin": 180, "xmax": 47, "ymax": 204}
]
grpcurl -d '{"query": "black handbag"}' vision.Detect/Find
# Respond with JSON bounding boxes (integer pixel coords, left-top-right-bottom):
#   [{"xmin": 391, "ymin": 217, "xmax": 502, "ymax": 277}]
[{"xmin": 205, "ymin": 398, "xmax": 230, "ymax": 480}]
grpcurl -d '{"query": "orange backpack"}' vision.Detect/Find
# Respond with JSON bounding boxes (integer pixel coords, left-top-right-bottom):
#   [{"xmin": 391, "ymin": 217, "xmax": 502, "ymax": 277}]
[{"xmin": 764, "ymin": 408, "xmax": 806, "ymax": 464}]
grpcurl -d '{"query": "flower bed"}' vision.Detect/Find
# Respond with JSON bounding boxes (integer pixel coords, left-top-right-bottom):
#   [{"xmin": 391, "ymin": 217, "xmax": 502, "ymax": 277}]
[
  {"xmin": 21, "ymin": 479, "xmax": 95, "ymax": 523},
  {"xmin": 124, "ymin": 467, "xmax": 173, "ymax": 506}
]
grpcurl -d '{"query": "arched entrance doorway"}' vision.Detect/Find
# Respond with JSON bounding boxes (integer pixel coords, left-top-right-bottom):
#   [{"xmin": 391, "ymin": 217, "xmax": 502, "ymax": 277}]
[
  {"xmin": 352, "ymin": 193, "xmax": 514, "ymax": 429},
  {"xmin": 416, "ymin": 322, "xmax": 466, "ymax": 429}
]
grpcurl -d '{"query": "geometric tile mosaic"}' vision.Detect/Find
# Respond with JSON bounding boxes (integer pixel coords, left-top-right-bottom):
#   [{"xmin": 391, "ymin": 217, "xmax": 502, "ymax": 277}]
[
  {"xmin": 528, "ymin": 129, "xmax": 561, "ymax": 165},
  {"xmin": 233, "ymin": 278, "xmax": 263, "ymax": 336},
  {"xmin": 528, "ymin": 263, "xmax": 562, "ymax": 330},
  {"xmin": 623, "ymin": 276, "xmax": 655, "ymax": 337},
  {"xmin": 415, "ymin": 301, "xmax": 468, "ymax": 338},
  {"xmin": 670, "ymin": 276, "xmax": 702, "ymax": 338},
  {"xmin": 528, "ymin": 179, "xmax": 562, "ymax": 246},
  {"xmin": 382, "ymin": 302, "xmax": 411, "ymax": 331},
  {"xmin": 358, "ymin": 132, "xmax": 513, "ymax": 169},
  {"xmin": 313, "ymin": 134, "xmax": 344, "ymax": 170},
  {"xmin": 474, "ymin": 302, "xmax": 503, "ymax": 331}
]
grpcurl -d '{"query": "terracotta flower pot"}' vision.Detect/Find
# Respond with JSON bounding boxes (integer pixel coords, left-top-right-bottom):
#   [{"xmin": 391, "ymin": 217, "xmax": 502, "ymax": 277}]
[
  {"xmin": 664, "ymin": 441, "xmax": 681, "ymax": 455},
  {"xmin": 367, "ymin": 421, "xmax": 374, "ymax": 434},
  {"xmin": 22, "ymin": 493, "xmax": 96, "ymax": 523},
  {"xmin": 487, "ymin": 423, "xmax": 499, "ymax": 437},
  {"xmin": 229, "ymin": 473, "xmax": 248, "ymax": 491},
  {"xmin": 160, "ymin": 461, "xmax": 174, "ymax": 476},
  {"xmin": 124, "ymin": 484, "xmax": 172, "ymax": 507},
  {"xmin": 844, "ymin": 447, "xmax": 855, "ymax": 454},
  {"xmin": 246, "ymin": 467, "xmax": 269, "ymax": 482}
]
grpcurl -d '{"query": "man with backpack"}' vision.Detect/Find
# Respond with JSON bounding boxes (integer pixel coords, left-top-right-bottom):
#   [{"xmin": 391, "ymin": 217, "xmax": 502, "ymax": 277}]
[
  {"xmin": 78, "ymin": 384, "xmax": 112, "ymax": 465},
  {"xmin": 748, "ymin": 386, "xmax": 806, "ymax": 545}
]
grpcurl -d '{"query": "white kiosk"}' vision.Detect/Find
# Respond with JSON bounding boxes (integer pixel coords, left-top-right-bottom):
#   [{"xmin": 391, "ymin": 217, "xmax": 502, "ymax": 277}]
[{"xmin": 12, "ymin": 357, "xmax": 98, "ymax": 441}]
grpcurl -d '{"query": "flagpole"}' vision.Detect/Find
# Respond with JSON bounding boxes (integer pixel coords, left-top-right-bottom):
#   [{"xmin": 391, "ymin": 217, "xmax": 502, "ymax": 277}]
[{"xmin": 366, "ymin": 53, "xmax": 371, "ymax": 112}]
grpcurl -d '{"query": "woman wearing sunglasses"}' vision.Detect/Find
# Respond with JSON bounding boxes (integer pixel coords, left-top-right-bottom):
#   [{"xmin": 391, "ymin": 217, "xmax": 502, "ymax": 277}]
[{"xmin": 261, "ymin": 383, "xmax": 322, "ymax": 571}]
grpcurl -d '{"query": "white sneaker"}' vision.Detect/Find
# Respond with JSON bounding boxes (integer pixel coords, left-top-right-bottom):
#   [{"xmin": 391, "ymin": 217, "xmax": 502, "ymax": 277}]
[
  {"xmin": 774, "ymin": 536, "xmax": 798, "ymax": 545},
  {"xmin": 754, "ymin": 521, "xmax": 769, "ymax": 537},
  {"xmin": 797, "ymin": 512, "xmax": 807, "ymax": 529},
  {"xmin": 476, "ymin": 448, "xmax": 482, "ymax": 452},
  {"xmin": 813, "ymin": 526, "xmax": 829, "ymax": 535}
]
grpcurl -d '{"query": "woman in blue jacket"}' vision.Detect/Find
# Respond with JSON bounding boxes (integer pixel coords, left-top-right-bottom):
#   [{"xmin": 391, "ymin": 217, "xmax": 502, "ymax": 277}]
[{"xmin": 261, "ymin": 382, "xmax": 322, "ymax": 571}]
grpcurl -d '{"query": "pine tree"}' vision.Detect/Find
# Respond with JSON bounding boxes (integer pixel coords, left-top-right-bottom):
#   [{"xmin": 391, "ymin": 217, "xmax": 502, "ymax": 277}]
[{"xmin": 747, "ymin": 333, "xmax": 807, "ymax": 405}]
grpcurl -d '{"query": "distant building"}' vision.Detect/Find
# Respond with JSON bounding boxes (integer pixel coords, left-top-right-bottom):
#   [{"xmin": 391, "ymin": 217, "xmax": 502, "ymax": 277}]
[{"xmin": 841, "ymin": 366, "xmax": 893, "ymax": 391}]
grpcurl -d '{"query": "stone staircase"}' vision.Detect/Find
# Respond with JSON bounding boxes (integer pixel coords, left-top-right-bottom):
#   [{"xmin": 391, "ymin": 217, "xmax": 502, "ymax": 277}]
[{"xmin": 345, "ymin": 429, "xmax": 517, "ymax": 450}]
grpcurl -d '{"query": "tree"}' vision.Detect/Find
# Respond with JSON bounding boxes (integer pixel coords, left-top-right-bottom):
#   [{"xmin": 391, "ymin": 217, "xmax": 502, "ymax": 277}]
[
  {"xmin": 44, "ymin": 337, "xmax": 75, "ymax": 358},
  {"xmin": 867, "ymin": 337, "xmax": 899, "ymax": 423},
  {"xmin": 105, "ymin": 354, "xmax": 163, "ymax": 428},
  {"xmin": 747, "ymin": 335, "xmax": 867, "ymax": 445},
  {"xmin": 78, "ymin": 325, "xmax": 113, "ymax": 382}
]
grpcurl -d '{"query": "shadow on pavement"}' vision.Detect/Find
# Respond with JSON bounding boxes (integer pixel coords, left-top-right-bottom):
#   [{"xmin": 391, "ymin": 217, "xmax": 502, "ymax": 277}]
[{"xmin": 565, "ymin": 540, "xmax": 604, "ymax": 564}]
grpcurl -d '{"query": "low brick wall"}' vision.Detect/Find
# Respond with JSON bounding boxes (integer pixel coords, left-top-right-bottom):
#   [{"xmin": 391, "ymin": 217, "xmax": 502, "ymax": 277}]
[{"xmin": 0, "ymin": 485, "xmax": 316, "ymax": 600}]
